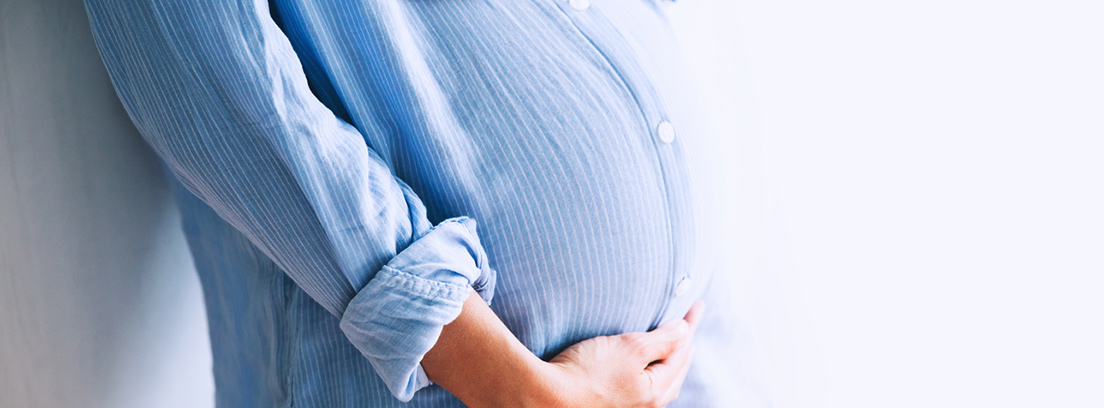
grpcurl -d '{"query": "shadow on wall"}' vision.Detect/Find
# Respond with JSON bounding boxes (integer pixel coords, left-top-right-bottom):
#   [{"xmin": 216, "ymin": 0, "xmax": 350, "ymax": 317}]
[{"xmin": 0, "ymin": 0, "xmax": 214, "ymax": 407}]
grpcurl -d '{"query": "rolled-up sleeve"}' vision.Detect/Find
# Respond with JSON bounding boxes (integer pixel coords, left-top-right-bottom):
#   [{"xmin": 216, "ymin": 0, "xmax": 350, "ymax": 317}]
[{"xmin": 83, "ymin": 0, "xmax": 495, "ymax": 401}]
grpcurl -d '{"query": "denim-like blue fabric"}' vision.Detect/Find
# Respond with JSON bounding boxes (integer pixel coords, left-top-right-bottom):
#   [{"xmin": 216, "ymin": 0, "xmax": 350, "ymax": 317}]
[{"xmin": 84, "ymin": 0, "xmax": 769, "ymax": 406}]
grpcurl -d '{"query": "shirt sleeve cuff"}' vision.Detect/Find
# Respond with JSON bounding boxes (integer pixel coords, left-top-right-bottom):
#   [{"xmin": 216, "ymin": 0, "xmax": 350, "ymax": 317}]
[
  {"xmin": 415, "ymin": 363, "xmax": 432, "ymax": 388},
  {"xmin": 338, "ymin": 216, "xmax": 496, "ymax": 402}
]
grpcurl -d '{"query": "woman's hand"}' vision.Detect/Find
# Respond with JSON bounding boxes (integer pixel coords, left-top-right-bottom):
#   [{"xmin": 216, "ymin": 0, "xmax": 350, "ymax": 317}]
[
  {"xmin": 535, "ymin": 301, "xmax": 706, "ymax": 408},
  {"xmin": 422, "ymin": 290, "xmax": 704, "ymax": 408}
]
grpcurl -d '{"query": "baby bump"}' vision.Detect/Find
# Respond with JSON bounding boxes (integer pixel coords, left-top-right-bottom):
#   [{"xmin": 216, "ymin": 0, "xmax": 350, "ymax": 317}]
[
  {"xmin": 405, "ymin": 63, "xmax": 713, "ymax": 360},
  {"xmin": 466, "ymin": 133, "xmax": 691, "ymax": 359},
  {"xmin": 388, "ymin": 0, "xmax": 715, "ymax": 359}
]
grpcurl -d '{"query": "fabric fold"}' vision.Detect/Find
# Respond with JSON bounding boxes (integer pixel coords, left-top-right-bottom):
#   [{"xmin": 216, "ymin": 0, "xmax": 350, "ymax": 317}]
[{"xmin": 340, "ymin": 216, "xmax": 496, "ymax": 401}]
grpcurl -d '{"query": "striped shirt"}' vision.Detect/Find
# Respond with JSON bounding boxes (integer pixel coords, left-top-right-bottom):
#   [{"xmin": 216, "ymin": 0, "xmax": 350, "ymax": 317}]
[{"xmin": 84, "ymin": 0, "xmax": 767, "ymax": 406}]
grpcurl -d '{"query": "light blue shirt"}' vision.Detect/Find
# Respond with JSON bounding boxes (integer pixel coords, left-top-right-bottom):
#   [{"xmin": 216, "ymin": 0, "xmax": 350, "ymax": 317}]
[{"xmin": 84, "ymin": 0, "xmax": 766, "ymax": 406}]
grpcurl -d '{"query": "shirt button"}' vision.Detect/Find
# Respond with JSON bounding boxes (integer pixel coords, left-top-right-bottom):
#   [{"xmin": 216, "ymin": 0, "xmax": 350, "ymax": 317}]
[
  {"xmin": 569, "ymin": 0, "xmax": 590, "ymax": 11},
  {"xmin": 657, "ymin": 121, "xmax": 675, "ymax": 144},
  {"xmin": 674, "ymin": 276, "xmax": 691, "ymax": 296}
]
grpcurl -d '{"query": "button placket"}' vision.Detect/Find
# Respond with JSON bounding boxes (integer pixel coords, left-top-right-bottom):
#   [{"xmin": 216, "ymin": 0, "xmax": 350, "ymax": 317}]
[{"xmin": 551, "ymin": 1, "xmax": 690, "ymax": 327}]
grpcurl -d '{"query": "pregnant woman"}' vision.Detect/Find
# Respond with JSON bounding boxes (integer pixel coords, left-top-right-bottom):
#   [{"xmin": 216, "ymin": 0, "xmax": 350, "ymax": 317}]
[{"xmin": 84, "ymin": 0, "xmax": 757, "ymax": 406}]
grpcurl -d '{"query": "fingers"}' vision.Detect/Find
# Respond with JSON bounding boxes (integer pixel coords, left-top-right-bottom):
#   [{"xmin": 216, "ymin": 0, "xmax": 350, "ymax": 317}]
[
  {"xmin": 645, "ymin": 302, "xmax": 706, "ymax": 405},
  {"xmin": 630, "ymin": 317, "xmax": 691, "ymax": 364},
  {"xmin": 684, "ymin": 301, "xmax": 705, "ymax": 335},
  {"xmin": 628, "ymin": 301, "xmax": 707, "ymax": 364},
  {"xmin": 660, "ymin": 344, "xmax": 696, "ymax": 405},
  {"xmin": 643, "ymin": 340, "xmax": 694, "ymax": 401}
]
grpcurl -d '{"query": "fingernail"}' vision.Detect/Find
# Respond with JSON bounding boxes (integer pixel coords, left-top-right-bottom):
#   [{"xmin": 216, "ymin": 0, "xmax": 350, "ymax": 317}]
[{"xmin": 676, "ymin": 320, "xmax": 689, "ymax": 336}]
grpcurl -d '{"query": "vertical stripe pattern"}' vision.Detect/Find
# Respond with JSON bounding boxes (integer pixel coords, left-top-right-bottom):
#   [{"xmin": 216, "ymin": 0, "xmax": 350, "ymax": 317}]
[{"xmin": 83, "ymin": 0, "xmax": 767, "ymax": 406}]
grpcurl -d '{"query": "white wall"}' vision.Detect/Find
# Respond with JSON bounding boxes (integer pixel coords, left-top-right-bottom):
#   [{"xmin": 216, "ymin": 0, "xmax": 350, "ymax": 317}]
[
  {"xmin": 669, "ymin": 1, "xmax": 1104, "ymax": 407},
  {"xmin": 0, "ymin": 0, "xmax": 214, "ymax": 407}
]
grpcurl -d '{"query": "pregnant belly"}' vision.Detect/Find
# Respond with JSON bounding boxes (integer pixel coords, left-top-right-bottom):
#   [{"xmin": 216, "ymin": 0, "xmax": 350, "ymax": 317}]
[
  {"xmin": 462, "ymin": 139, "xmax": 692, "ymax": 359},
  {"xmin": 388, "ymin": 6, "xmax": 721, "ymax": 357}
]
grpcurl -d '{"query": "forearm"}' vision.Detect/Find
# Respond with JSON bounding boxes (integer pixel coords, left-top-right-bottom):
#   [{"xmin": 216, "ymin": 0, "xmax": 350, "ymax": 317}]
[{"xmin": 421, "ymin": 289, "xmax": 554, "ymax": 407}]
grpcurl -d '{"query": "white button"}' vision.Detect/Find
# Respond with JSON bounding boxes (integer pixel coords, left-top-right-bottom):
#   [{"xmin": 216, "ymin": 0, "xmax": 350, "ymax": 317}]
[
  {"xmin": 657, "ymin": 121, "xmax": 675, "ymax": 144},
  {"xmin": 674, "ymin": 276, "xmax": 691, "ymax": 296},
  {"xmin": 569, "ymin": 0, "xmax": 590, "ymax": 11}
]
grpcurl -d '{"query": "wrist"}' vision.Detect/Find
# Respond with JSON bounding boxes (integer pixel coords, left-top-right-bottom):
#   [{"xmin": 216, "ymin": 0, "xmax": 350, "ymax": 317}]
[
  {"xmin": 517, "ymin": 359, "xmax": 570, "ymax": 408},
  {"xmin": 464, "ymin": 353, "xmax": 563, "ymax": 408}
]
